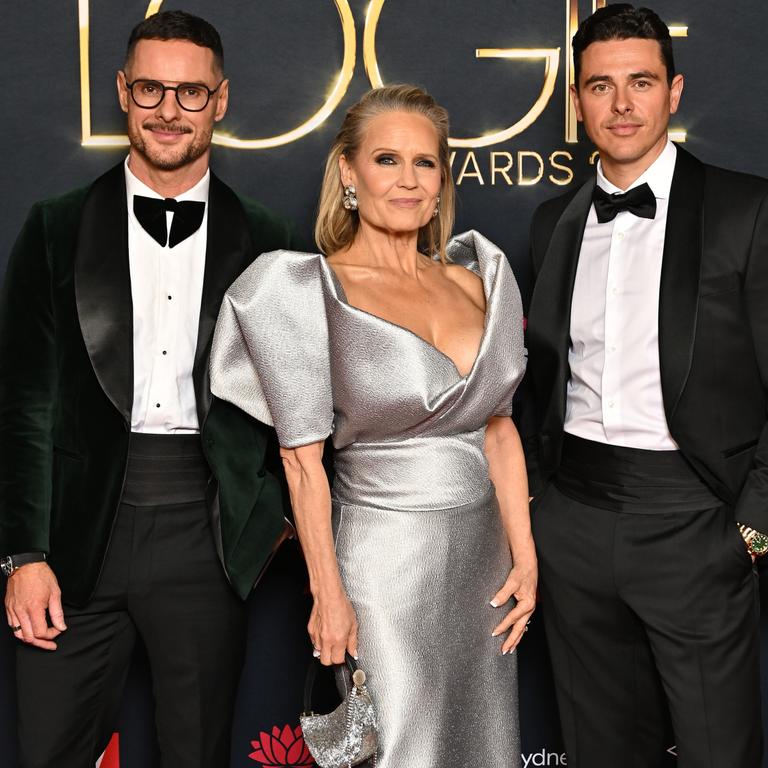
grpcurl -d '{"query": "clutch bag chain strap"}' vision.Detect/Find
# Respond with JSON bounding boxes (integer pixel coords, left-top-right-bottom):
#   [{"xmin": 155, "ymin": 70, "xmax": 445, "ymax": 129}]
[{"xmin": 342, "ymin": 674, "xmax": 377, "ymax": 768}]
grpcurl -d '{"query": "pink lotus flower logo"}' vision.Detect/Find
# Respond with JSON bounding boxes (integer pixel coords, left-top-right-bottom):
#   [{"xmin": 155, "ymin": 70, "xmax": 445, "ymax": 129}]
[{"xmin": 249, "ymin": 724, "xmax": 315, "ymax": 767}]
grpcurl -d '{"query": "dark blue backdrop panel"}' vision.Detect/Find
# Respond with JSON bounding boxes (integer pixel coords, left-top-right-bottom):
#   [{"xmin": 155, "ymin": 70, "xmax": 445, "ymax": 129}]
[{"xmin": 1, "ymin": 2, "xmax": 767, "ymax": 766}]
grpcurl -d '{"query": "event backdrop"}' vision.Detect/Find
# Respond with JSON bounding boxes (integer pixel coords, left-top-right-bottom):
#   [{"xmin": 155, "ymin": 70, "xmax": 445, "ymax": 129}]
[{"xmin": 1, "ymin": 1, "xmax": 768, "ymax": 766}]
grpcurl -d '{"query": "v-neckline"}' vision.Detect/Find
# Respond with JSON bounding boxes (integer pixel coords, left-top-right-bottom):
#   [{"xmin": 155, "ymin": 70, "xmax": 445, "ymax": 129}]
[{"xmin": 320, "ymin": 256, "xmax": 493, "ymax": 382}]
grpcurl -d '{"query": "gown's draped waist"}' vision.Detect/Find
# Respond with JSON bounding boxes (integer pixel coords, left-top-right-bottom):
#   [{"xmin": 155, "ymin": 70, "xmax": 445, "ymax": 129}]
[{"xmin": 333, "ymin": 428, "xmax": 492, "ymax": 511}]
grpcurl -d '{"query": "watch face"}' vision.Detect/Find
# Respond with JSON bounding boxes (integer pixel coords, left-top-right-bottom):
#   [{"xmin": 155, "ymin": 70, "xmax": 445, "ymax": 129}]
[
  {"xmin": 0, "ymin": 556, "xmax": 12, "ymax": 577},
  {"xmin": 751, "ymin": 533, "xmax": 768, "ymax": 556}
]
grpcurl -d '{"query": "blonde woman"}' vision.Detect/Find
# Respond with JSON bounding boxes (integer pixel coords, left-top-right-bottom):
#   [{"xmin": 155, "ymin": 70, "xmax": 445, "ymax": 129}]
[{"xmin": 210, "ymin": 85, "xmax": 535, "ymax": 767}]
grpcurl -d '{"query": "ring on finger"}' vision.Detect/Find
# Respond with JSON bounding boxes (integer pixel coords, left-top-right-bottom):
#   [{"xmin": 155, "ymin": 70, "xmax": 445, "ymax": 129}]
[
  {"xmin": 312, "ymin": 648, "xmax": 321, "ymax": 658},
  {"xmin": 10, "ymin": 625, "xmax": 21, "ymax": 633}
]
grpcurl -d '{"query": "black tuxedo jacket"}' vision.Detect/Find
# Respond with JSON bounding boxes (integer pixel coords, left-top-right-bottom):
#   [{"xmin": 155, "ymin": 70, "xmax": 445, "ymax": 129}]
[
  {"xmin": 525, "ymin": 146, "xmax": 768, "ymax": 531},
  {"xmin": 0, "ymin": 163, "xmax": 293, "ymax": 605}
]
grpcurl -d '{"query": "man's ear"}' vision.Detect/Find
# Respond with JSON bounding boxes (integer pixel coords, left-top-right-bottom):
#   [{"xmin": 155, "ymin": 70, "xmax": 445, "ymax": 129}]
[
  {"xmin": 669, "ymin": 73, "xmax": 684, "ymax": 115},
  {"xmin": 117, "ymin": 70, "xmax": 129, "ymax": 114},
  {"xmin": 570, "ymin": 83, "xmax": 584, "ymax": 122},
  {"xmin": 213, "ymin": 78, "xmax": 229, "ymax": 122}
]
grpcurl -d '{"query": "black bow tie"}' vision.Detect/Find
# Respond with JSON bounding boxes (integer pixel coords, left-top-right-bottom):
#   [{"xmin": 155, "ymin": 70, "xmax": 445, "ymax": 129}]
[
  {"xmin": 592, "ymin": 182, "xmax": 657, "ymax": 223},
  {"xmin": 133, "ymin": 195, "xmax": 206, "ymax": 248}
]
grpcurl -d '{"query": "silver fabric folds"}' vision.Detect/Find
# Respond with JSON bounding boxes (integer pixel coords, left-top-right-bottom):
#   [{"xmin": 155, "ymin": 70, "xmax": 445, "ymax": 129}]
[{"xmin": 211, "ymin": 231, "xmax": 527, "ymax": 767}]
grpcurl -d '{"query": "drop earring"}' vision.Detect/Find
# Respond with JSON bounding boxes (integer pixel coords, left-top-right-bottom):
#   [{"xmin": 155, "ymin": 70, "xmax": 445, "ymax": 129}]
[{"xmin": 343, "ymin": 184, "xmax": 358, "ymax": 211}]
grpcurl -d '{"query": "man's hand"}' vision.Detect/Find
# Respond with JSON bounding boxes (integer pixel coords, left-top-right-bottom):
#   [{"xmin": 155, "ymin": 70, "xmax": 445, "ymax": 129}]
[{"xmin": 4, "ymin": 562, "xmax": 66, "ymax": 650}]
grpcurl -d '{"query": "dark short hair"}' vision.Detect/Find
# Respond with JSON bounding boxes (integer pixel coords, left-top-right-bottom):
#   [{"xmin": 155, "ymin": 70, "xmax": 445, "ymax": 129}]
[
  {"xmin": 125, "ymin": 10, "xmax": 224, "ymax": 74},
  {"xmin": 573, "ymin": 4, "xmax": 675, "ymax": 86}
]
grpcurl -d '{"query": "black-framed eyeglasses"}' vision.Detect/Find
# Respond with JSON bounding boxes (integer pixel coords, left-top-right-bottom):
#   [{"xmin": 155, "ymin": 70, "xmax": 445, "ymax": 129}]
[{"xmin": 123, "ymin": 75, "xmax": 224, "ymax": 112}]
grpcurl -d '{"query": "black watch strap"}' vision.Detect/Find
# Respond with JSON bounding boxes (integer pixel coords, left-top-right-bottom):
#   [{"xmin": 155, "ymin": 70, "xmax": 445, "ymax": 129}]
[{"xmin": 1, "ymin": 552, "xmax": 46, "ymax": 576}]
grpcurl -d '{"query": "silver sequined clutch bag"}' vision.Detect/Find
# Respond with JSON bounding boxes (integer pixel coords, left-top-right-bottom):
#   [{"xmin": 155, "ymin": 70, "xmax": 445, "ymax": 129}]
[{"xmin": 300, "ymin": 653, "xmax": 378, "ymax": 768}]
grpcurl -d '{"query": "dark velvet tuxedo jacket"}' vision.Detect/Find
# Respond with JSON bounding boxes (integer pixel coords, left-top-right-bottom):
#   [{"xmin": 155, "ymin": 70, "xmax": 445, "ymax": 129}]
[
  {"xmin": 0, "ymin": 163, "xmax": 293, "ymax": 605},
  {"xmin": 525, "ymin": 146, "xmax": 768, "ymax": 532}
]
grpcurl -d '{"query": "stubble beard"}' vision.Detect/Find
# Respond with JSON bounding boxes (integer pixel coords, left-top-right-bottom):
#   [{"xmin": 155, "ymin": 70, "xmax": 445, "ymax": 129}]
[{"xmin": 128, "ymin": 120, "xmax": 213, "ymax": 172}]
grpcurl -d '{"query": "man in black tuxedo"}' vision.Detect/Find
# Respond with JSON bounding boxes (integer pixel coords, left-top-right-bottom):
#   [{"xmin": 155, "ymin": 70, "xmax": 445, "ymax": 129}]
[
  {"xmin": 525, "ymin": 5, "xmax": 767, "ymax": 767},
  {"xmin": 0, "ymin": 11, "xmax": 292, "ymax": 767}
]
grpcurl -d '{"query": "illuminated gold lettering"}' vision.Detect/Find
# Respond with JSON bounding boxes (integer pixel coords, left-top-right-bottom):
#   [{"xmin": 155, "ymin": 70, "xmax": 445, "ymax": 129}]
[
  {"xmin": 364, "ymin": 0, "xmax": 559, "ymax": 148},
  {"xmin": 517, "ymin": 151, "xmax": 544, "ymax": 185},
  {"xmin": 456, "ymin": 152, "xmax": 485, "ymax": 185},
  {"xmin": 450, "ymin": 50, "xmax": 560, "ymax": 147},
  {"xmin": 77, "ymin": 1, "xmax": 689, "ymax": 152},
  {"xmin": 491, "ymin": 152, "xmax": 514, "ymax": 185},
  {"xmin": 548, "ymin": 150, "xmax": 573, "ymax": 185},
  {"xmin": 215, "ymin": 1, "xmax": 356, "ymax": 149},
  {"xmin": 362, "ymin": 0, "xmax": 385, "ymax": 86}
]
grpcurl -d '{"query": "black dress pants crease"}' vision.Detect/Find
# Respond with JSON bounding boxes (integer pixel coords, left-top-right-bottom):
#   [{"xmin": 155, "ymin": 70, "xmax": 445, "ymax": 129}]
[
  {"xmin": 533, "ymin": 435, "xmax": 762, "ymax": 768},
  {"xmin": 15, "ymin": 434, "xmax": 246, "ymax": 768}
]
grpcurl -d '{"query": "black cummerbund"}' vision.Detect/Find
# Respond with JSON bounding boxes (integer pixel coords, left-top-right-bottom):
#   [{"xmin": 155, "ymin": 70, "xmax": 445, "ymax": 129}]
[
  {"xmin": 555, "ymin": 433, "xmax": 720, "ymax": 513},
  {"xmin": 121, "ymin": 432, "xmax": 209, "ymax": 507}
]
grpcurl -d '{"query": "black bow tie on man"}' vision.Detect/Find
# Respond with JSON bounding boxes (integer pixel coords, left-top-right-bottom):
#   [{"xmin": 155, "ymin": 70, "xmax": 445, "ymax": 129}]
[
  {"xmin": 592, "ymin": 182, "xmax": 657, "ymax": 223},
  {"xmin": 133, "ymin": 194, "xmax": 206, "ymax": 247}
]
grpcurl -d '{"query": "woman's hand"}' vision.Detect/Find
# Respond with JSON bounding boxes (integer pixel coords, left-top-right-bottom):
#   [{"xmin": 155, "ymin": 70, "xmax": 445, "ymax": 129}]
[
  {"xmin": 280, "ymin": 440, "xmax": 357, "ymax": 666},
  {"xmin": 490, "ymin": 547, "xmax": 538, "ymax": 654},
  {"xmin": 483, "ymin": 416, "xmax": 537, "ymax": 654},
  {"xmin": 308, "ymin": 587, "xmax": 358, "ymax": 666}
]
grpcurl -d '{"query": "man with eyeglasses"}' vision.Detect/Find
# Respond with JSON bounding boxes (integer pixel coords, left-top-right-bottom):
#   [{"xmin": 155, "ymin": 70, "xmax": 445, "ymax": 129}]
[{"xmin": 0, "ymin": 10, "xmax": 293, "ymax": 767}]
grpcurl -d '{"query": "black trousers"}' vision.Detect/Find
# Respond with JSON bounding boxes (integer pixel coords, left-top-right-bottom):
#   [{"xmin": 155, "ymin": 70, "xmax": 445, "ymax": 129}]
[
  {"xmin": 15, "ymin": 435, "xmax": 246, "ymax": 768},
  {"xmin": 533, "ymin": 436, "xmax": 762, "ymax": 768}
]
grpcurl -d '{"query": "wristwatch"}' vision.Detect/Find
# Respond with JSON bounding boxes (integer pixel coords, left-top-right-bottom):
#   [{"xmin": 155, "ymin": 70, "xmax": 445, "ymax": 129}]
[
  {"xmin": 0, "ymin": 552, "xmax": 47, "ymax": 577},
  {"xmin": 737, "ymin": 525, "xmax": 768, "ymax": 557}
]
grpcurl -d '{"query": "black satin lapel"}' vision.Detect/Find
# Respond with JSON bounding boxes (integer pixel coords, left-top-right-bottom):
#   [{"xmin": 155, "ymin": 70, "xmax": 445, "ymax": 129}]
[
  {"xmin": 658, "ymin": 147, "xmax": 705, "ymax": 419},
  {"xmin": 74, "ymin": 164, "xmax": 133, "ymax": 422},
  {"xmin": 194, "ymin": 174, "xmax": 254, "ymax": 424},
  {"xmin": 529, "ymin": 178, "xmax": 594, "ymax": 428}
]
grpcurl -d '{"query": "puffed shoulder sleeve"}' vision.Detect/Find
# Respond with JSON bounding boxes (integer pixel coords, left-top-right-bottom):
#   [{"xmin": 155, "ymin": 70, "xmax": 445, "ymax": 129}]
[
  {"xmin": 210, "ymin": 250, "xmax": 334, "ymax": 448},
  {"xmin": 448, "ymin": 230, "xmax": 526, "ymax": 418},
  {"xmin": 491, "ymin": 251, "xmax": 526, "ymax": 418}
]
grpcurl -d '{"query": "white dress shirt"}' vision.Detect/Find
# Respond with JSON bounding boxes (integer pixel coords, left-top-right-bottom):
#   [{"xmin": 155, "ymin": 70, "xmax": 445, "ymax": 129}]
[
  {"xmin": 124, "ymin": 158, "xmax": 208, "ymax": 434},
  {"xmin": 564, "ymin": 140, "xmax": 679, "ymax": 450}
]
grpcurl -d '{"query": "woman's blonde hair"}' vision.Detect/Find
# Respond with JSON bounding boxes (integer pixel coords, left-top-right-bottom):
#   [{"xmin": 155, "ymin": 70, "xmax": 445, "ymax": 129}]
[{"xmin": 314, "ymin": 84, "xmax": 455, "ymax": 260}]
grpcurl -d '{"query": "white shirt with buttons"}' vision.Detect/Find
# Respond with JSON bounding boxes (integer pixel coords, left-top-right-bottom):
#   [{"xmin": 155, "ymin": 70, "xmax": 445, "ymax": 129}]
[
  {"xmin": 564, "ymin": 140, "xmax": 678, "ymax": 450},
  {"xmin": 124, "ymin": 158, "xmax": 208, "ymax": 434}
]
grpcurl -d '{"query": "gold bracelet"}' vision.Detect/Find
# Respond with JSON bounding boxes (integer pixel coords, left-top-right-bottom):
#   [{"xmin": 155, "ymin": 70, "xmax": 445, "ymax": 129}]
[{"xmin": 737, "ymin": 523, "xmax": 768, "ymax": 557}]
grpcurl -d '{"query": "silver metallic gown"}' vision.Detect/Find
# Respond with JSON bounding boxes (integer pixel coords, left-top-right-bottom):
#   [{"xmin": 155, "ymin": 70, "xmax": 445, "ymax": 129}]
[{"xmin": 210, "ymin": 230, "xmax": 526, "ymax": 767}]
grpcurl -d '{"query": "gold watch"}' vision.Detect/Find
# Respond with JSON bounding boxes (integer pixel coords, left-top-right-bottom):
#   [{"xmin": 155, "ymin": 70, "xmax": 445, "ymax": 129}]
[{"xmin": 737, "ymin": 524, "xmax": 768, "ymax": 557}]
